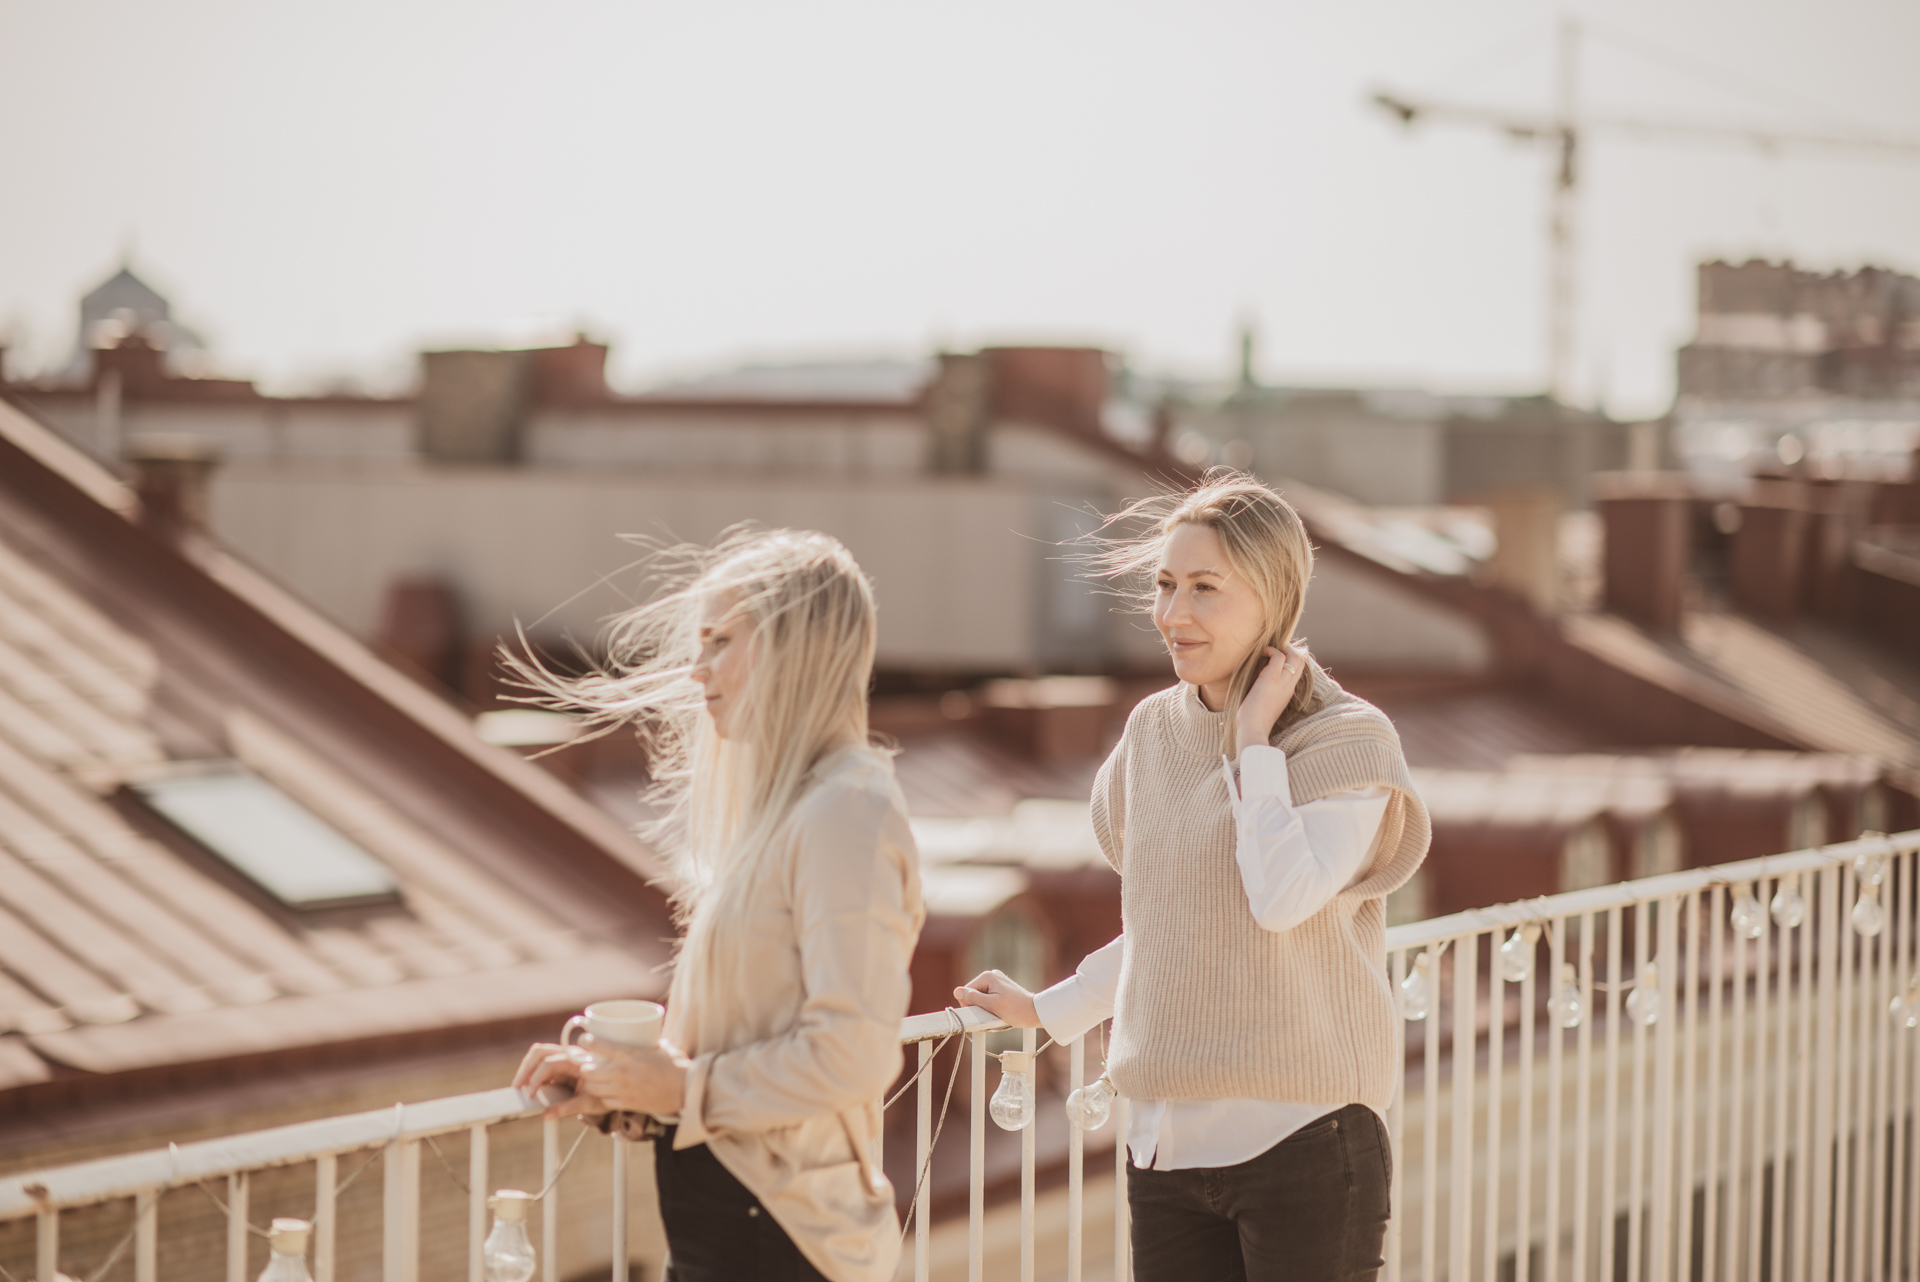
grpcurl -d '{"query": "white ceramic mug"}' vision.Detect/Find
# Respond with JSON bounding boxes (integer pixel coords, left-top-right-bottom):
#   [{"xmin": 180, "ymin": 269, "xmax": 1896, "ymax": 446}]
[{"xmin": 561, "ymin": 999, "xmax": 664, "ymax": 1051}]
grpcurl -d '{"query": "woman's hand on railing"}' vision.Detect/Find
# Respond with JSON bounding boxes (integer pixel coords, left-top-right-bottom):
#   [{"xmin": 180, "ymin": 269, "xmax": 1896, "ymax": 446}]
[{"xmin": 953, "ymin": 970, "xmax": 1043, "ymax": 1029}]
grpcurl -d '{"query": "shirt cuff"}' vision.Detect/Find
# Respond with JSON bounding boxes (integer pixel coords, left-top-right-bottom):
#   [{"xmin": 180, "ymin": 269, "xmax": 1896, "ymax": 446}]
[
  {"xmin": 672, "ymin": 1052, "xmax": 717, "ymax": 1149},
  {"xmin": 1237, "ymin": 744, "xmax": 1291, "ymax": 801},
  {"xmin": 1033, "ymin": 974, "xmax": 1113, "ymax": 1046}
]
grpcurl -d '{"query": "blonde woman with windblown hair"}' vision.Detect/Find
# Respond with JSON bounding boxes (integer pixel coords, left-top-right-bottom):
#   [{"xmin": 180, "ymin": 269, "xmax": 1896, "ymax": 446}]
[
  {"xmin": 956, "ymin": 473, "xmax": 1430, "ymax": 1282},
  {"xmin": 513, "ymin": 530, "xmax": 924, "ymax": 1282}
]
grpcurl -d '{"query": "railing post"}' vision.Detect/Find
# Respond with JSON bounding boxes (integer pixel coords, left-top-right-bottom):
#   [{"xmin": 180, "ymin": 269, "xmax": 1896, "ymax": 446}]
[
  {"xmin": 1450, "ymin": 932, "xmax": 1478, "ymax": 1282},
  {"xmin": 1811, "ymin": 864, "xmax": 1840, "ymax": 1279},
  {"xmin": 135, "ymin": 1188, "xmax": 157, "ymax": 1282},
  {"xmin": 1019, "ymin": 1026, "xmax": 1035, "ymax": 1282},
  {"xmin": 541, "ymin": 1120, "xmax": 560, "ymax": 1282},
  {"xmin": 969, "ymin": 1031, "xmax": 985, "ymax": 1282},
  {"xmin": 1702, "ymin": 888, "xmax": 1725, "ymax": 1282},
  {"xmin": 1114, "ymin": 1089, "xmax": 1130, "ymax": 1282},
  {"xmin": 1515, "ymin": 928, "xmax": 1537, "ymax": 1282},
  {"xmin": 1387, "ymin": 949, "xmax": 1407, "ymax": 1282},
  {"xmin": 915, "ymin": 1040, "xmax": 931, "ymax": 1282},
  {"xmin": 1544, "ymin": 919, "xmax": 1567, "ymax": 1282},
  {"xmin": 467, "ymin": 1126, "xmax": 487, "ymax": 1282},
  {"xmin": 1648, "ymin": 895, "xmax": 1679, "ymax": 1282},
  {"xmin": 36, "ymin": 1207, "xmax": 57, "ymax": 1282},
  {"xmin": 383, "ymin": 1141, "xmax": 419, "ymax": 1282},
  {"xmin": 315, "ymin": 1153, "xmax": 337, "ymax": 1282},
  {"xmin": 610, "ymin": 1133, "xmax": 627, "ymax": 1282},
  {"xmin": 1423, "ymin": 943, "xmax": 1441, "ymax": 1282},
  {"xmin": 1068, "ymin": 1034, "xmax": 1084, "ymax": 1282},
  {"xmin": 1598, "ymin": 906, "xmax": 1622, "ymax": 1282},
  {"xmin": 229, "ymin": 1171, "xmax": 251, "ymax": 1282},
  {"xmin": 1572, "ymin": 911, "xmax": 1595, "ymax": 1282}
]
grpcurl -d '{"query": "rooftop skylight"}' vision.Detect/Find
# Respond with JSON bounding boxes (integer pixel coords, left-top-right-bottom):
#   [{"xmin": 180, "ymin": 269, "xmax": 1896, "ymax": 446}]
[{"xmin": 132, "ymin": 766, "xmax": 401, "ymax": 910}]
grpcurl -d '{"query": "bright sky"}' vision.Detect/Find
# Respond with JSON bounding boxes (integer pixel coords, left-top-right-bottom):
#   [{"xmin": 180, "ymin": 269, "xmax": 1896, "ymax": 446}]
[{"xmin": 2, "ymin": 0, "xmax": 1916, "ymax": 417}]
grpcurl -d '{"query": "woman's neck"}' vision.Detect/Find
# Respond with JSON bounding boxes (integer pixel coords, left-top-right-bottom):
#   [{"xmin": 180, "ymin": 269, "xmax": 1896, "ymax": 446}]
[{"xmin": 1196, "ymin": 680, "xmax": 1230, "ymax": 712}]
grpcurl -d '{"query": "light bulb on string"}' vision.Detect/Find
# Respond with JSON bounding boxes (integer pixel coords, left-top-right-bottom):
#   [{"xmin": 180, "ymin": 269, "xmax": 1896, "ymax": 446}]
[
  {"xmin": 1500, "ymin": 923, "xmax": 1542, "ymax": 984},
  {"xmin": 989, "ymin": 1050, "xmax": 1036, "ymax": 1131},
  {"xmin": 1770, "ymin": 876, "xmax": 1806, "ymax": 929},
  {"xmin": 483, "ymin": 1191, "xmax": 537, "ymax": 1282},
  {"xmin": 1730, "ymin": 885, "xmax": 1765, "ymax": 940},
  {"xmin": 1892, "ymin": 976, "xmax": 1920, "ymax": 1030},
  {"xmin": 1853, "ymin": 884, "xmax": 1886, "ymax": 937},
  {"xmin": 1401, "ymin": 949, "xmax": 1434, "ymax": 1021},
  {"xmin": 1625, "ymin": 963, "xmax": 1662, "ymax": 1027},
  {"xmin": 258, "ymin": 1220, "xmax": 314, "ymax": 1282},
  {"xmin": 1548, "ymin": 964, "xmax": 1584, "ymax": 1029},
  {"xmin": 1855, "ymin": 854, "xmax": 1887, "ymax": 888},
  {"xmin": 1065, "ymin": 1075, "xmax": 1116, "ymax": 1131}
]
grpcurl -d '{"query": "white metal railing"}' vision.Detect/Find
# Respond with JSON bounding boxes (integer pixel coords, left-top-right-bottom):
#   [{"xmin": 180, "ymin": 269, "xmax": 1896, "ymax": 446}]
[{"xmin": 4, "ymin": 828, "xmax": 1917, "ymax": 1282}]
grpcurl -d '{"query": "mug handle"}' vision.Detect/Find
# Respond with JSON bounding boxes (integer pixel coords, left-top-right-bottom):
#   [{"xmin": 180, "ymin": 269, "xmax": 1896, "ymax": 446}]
[{"xmin": 561, "ymin": 1014, "xmax": 589, "ymax": 1050}]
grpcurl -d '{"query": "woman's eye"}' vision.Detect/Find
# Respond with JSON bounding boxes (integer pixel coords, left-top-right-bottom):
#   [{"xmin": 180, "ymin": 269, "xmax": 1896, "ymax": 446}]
[{"xmin": 1155, "ymin": 580, "xmax": 1174, "ymax": 592}]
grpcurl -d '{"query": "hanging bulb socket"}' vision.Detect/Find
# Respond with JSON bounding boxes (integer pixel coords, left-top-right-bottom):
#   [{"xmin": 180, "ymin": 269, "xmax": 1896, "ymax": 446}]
[
  {"xmin": 483, "ymin": 1191, "xmax": 537, "ymax": 1282},
  {"xmin": 989, "ymin": 1051, "xmax": 1037, "ymax": 1131},
  {"xmin": 1548, "ymin": 963, "xmax": 1584, "ymax": 1029},
  {"xmin": 1770, "ymin": 878, "xmax": 1806, "ymax": 929},
  {"xmin": 1065, "ymin": 1075, "xmax": 1116, "ymax": 1131},
  {"xmin": 1401, "ymin": 950, "xmax": 1434, "ymax": 1021},
  {"xmin": 1730, "ymin": 885, "xmax": 1765, "ymax": 940},
  {"xmin": 488, "ymin": 1190, "xmax": 533, "ymax": 1222},
  {"xmin": 1893, "ymin": 976, "xmax": 1920, "ymax": 1031},
  {"xmin": 268, "ymin": 1220, "xmax": 311, "ymax": 1257},
  {"xmin": 259, "ymin": 1219, "xmax": 315, "ymax": 1282},
  {"xmin": 1499, "ymin": 924, "xmax": 1542, "ymax": 984},
  {"xmin": 1853, "ymin": 882, "xmax": 1885, "ymax": 937},
  {"xmin": 1625, "ymin": 963, "xmax": 1662, "ymax": 1027}
]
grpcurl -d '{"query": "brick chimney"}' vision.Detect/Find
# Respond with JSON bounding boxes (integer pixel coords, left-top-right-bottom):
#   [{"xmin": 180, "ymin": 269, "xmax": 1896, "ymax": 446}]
[
  {"xmin": 123, "ymin": 433, "xmax": 220, "ymax": 542},
  {"xmin": 1593, "ymin": 472, "xmax": 1693, "ymax": 631},
  {"xmin": 528, "ymin": 335, "xmax": 611, "ymax": 406},
  {"xmin": 94, "ymin": 332, "xmax": 171, "ymax": 395},
  {"xmin": 985, "ymin": 347, "xmax": 1110, "ymax": 441}
]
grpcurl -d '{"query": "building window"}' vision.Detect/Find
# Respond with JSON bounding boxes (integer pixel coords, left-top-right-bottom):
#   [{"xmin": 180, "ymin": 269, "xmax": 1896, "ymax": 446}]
[
  {"xmin": 132, "ymin": 764, "xmax": 400, "ymax": 910},
  {"xmin": 1631, "ymin": 813, "xmax": 1684, "ymax": 880},
  {"xmin": 1560, "ymin": 820, "xmax": 1614, "ymax": 892}
]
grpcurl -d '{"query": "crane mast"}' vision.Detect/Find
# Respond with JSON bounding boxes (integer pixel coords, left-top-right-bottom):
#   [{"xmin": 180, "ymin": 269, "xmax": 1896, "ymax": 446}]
[{"xmin": 1373, "ymin": 18, "xmax": 1920, "ymax": 407}]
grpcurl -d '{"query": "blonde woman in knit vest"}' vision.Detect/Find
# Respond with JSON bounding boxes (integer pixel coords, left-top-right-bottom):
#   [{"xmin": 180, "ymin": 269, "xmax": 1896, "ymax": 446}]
[
  {"xmin": 957, "ymin": 473, "xmax": 1430, "ymax": 1282},
  {"xmin": 514, "ymin": 529, "xmax": 924, "ymax": 1282}
]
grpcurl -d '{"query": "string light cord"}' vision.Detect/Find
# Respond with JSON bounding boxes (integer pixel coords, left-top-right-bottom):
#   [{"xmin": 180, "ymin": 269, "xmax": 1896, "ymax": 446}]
[{"xmin": 896, "ymin": 1029, "xmax": 969, "ymax": 1246}]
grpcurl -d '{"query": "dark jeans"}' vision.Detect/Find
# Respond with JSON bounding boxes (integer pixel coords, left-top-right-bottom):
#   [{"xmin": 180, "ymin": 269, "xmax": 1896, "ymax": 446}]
[
  {"xmin": 1128, "ymin": 1103, "xmax": 1391, "ymax": 1282},
  {"xmin": 653, "ymin": 1127, "xmax": 828, "ymax": 1282}
]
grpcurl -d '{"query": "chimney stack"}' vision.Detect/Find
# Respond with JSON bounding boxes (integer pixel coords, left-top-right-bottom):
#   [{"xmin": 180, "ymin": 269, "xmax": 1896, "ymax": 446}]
[
  {"xmin": 124, "ymin": 433, "xmax": 220, "ymax": 542},
  {"xmin": 1593, "ymin": 472, "xmax": 1692, "ymax": 631}
]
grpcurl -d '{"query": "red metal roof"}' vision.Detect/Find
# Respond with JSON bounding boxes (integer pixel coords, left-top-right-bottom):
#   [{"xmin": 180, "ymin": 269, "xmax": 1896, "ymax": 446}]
[{"xmin": 0, "ymin": 399, "xmax": 673, "ymax": 1107}]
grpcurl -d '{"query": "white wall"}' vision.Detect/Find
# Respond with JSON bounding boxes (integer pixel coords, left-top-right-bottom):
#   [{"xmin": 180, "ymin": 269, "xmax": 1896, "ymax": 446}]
[
  {"xmin": 1297, "ymin": 556, "xmax": 1491, "ymax": 672},
  {"xmin": 524, "ymin": 408, "xmax": 927, "ymax": 474},
  {"xmin": 210, "ymin": 466, "xmax": 1080, "ymax": 669}
]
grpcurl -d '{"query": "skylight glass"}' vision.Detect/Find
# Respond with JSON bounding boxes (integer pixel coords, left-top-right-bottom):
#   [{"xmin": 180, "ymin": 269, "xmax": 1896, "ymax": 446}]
[{"xmin": 133, "ymin": 767, "xmax": 401, "ymax": 909}]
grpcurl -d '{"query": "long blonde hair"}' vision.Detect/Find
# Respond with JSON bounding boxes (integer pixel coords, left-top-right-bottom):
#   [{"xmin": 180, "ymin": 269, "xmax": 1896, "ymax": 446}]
[
  {"xmin": 508, "ymin": 527, "xmax": 878, "ymax": 940},
  {"xmin": 1087, "ymin": 470, "xmax": 1318, "ymax": 753}
]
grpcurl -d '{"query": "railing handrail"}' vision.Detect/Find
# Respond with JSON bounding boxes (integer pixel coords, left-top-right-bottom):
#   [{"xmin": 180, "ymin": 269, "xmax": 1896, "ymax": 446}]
[
  {"xmin": 0, "ymin": 1088, "xmax": 547, "ymax": 1218},
  {"xmin": 6, "ymin": 828, "xmax": 1916, "ymax": 1224},
  {"xmin": 1384, "ymin": 829, "xmax": 1920, "ymax": 950}
]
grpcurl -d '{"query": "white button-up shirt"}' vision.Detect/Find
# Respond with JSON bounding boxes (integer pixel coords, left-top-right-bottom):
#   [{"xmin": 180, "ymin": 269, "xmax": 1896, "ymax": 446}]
[{"xmin": 1032, "ymin": 744, "xmax": 1390, "ymax": 1171}]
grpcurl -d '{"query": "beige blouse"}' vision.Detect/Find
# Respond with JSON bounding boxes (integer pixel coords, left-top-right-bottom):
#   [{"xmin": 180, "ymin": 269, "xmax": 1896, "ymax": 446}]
[{"xmin": 667, "ymin": 746, "xmax": 924, "ymax": 1282}]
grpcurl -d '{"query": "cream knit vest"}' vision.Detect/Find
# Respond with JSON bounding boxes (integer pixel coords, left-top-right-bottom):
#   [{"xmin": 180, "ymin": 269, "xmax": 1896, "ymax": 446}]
[{"xmin": 1094, "ymin": 661, "xmax": 1430, "ymax": 1115}]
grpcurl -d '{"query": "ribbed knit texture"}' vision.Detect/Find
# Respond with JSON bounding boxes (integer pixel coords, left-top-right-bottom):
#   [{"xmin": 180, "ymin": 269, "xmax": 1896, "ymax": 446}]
[{"xmin": 1095, "ymin": 660, "xmax": 1430, "ymax": 1115}]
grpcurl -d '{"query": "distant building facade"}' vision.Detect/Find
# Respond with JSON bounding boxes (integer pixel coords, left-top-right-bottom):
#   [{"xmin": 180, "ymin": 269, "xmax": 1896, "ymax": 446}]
[{"xmin": 1674, "ymin": 259, "xmax": 1920, "ymax": 488}]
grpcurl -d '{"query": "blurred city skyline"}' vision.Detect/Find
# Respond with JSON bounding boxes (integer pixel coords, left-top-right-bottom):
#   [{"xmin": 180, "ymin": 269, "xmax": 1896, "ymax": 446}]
[{"xmin": 2, "ymin": 0, "xmax": 1917, "ymax": 417}]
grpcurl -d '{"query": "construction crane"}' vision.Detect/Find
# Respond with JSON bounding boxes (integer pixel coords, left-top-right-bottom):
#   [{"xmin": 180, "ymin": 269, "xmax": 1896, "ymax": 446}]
[{"xmin": 1372, "ymin": 18, "xmax": 1920, "ymax": 405}]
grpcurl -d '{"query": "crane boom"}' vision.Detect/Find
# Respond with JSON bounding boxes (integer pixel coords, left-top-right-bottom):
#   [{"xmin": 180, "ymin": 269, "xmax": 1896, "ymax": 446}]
[{"xmin": 1371, "ymin": 20, "xmax": 1920, "ymax": 405}]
